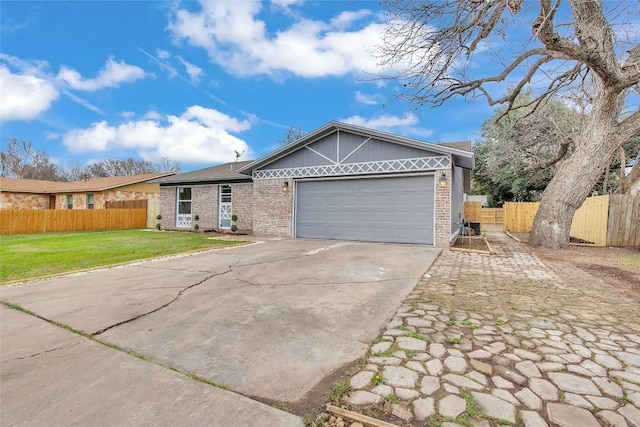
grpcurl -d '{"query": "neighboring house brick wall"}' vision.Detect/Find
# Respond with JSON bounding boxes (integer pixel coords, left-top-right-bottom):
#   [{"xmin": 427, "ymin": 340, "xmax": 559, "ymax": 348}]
[
  {"xmin": 102, "ymin": 190, "xmax": 156, "ymax": 204},
  {"xmin": 57, "ymin": 194, "xmax": 85, "ymax": 210},
  {"xmin": 435, "ymin": 169, "xmax": 452, "ymax": 248},
  {"xmin": 231, "ymin": 183, "xmax": 253, "ymax": 231},
  {"xmin": 252, "ymin": 178, "xmax": 292, "ymax": 236},
  {"xmin": 0, "ymin": 193, "xmax": 49, "ymax": 209},
  {"xmin": 159, "ymin": 187, "xmax": 177, "ymax": 229}
]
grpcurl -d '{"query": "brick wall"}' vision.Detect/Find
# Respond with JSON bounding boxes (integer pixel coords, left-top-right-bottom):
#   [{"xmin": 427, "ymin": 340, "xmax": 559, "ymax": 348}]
[
  {"xmin": 191, "ymin": 185, "xmax": 217, "ymax": 230},
  {"xmin": 231, "ymin": 183, "xmax": 253, "ymax": 231},
  {"xmin": 434, "ymin": 169, "xmax": 452, "ymax": 248},
  {"xmin": 159, "ymin": 187, "xmax": 176, "ymax": 229},
  {"xmin": 252, "ymin": 178, "xmax": 293, "ymax": 236}
]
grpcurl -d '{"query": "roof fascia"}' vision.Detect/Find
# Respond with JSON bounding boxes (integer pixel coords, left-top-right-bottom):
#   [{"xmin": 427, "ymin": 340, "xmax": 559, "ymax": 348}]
[{"xmin": 158, "ymin": 177, "xmax": 253, "ymax": 187}]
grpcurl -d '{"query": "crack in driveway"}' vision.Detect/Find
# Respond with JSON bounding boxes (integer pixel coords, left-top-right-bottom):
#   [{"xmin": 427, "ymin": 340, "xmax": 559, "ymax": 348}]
[
  {"xmin": 89, "ymin": 242, "xmax": 414, "ymax": 340},
  {"xmin": 91, "ymin": 268, "xmax": 233, "ymax": 336},
  {"xmin": 3, "ymin": 340, "xmax": 84, "ymax": 364}
]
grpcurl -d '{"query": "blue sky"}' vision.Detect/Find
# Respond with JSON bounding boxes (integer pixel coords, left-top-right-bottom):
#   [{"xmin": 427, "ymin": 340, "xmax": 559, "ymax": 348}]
[{"xmin": 1, "ymin": 1, "xmax": 508, "ymax": 172}]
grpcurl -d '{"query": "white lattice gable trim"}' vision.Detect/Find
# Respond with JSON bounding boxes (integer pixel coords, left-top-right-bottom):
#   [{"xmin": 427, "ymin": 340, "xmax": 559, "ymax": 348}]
[{"xmin": 253, "ymin": 156, "xmax": 450, "ymax": 179}]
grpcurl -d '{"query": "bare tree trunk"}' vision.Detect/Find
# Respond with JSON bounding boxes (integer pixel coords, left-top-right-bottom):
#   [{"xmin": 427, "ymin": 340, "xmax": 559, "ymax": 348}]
[
  {"xmin": 618, "ymin": 147, "xmax": 627, "ymax": 193},
  {"xmin": 529, "ymin": 86, "xmax": 623, "ymax": 248},
  {"xmin": 622, "ymin": 161, "xmax": 640, "ymax": 195}
]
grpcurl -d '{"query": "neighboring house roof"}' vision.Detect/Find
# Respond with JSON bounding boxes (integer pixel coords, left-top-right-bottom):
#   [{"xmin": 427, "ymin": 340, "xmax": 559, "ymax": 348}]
[
  {"xmin": 150, "ymin": 161, "xmax": 253, "ymax": 185},
  {"xmin": 436, "ymin": 141, "xmax": 473, "ymax": 152},
  {"xmin": 0, "ymin": 172, "xmax": 175, "ymax": 194},
  {"xmin": 238, "ymin": 121, "xmax": 475, "ymax": 175}
]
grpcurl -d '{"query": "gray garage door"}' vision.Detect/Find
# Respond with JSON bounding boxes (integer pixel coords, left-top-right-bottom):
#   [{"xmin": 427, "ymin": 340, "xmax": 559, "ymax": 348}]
[{"xmin": 295, "ymin": 175, "xmax": 434, "ymax": 244}]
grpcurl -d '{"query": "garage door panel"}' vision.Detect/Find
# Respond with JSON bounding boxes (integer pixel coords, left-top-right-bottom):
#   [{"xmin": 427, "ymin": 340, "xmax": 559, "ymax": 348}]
[{"xmin": 295, "ymin": 176, "xmax": 434, "ymax": 244}]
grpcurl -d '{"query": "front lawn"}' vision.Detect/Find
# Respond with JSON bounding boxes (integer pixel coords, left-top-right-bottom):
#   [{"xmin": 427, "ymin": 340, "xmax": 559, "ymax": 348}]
[{"xmin": 0, "ymin": 230, "xmax": 244, "ymax": 284}]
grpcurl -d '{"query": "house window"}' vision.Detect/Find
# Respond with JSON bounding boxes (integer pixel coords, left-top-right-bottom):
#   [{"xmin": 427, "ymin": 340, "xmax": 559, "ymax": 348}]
[
  {"xmin": 220, "ymin": 185, "xmax": 232, "ymax": 203},
  {"xmin": 86, "ymin": 194, "xmax": 94, "ymax": 209},
  {"xmin": 178, "ymin": 187, "xmax": 192, "ymax": 214},
  {"xmin": 176, "ymin": 187, "xmax": 192, "ymax": 227},
  {"xmin": 66, "ymin": 195, "xmax": 73, "ymax": 209}
]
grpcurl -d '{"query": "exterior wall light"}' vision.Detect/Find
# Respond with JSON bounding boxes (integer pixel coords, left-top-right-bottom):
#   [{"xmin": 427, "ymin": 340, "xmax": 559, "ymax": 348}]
[
  {"xmin": 283, "ymin": 181, "xmax": 290, "ymax": 192},
  {"xmin": 438, "ymin": 171, "xmax": 448, "ymax": 188}
]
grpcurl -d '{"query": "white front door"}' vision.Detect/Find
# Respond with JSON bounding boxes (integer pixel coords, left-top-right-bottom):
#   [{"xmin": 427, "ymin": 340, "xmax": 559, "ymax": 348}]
[{"xmin": 218, "ymin": 185, "xmax": 232, "ymax": 229}]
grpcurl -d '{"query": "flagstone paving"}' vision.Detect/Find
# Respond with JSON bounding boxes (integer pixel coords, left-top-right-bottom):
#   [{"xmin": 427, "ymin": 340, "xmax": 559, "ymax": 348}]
[{"xmin": 343, "ymin": 232, "xmax": 640, "ymax": 426}]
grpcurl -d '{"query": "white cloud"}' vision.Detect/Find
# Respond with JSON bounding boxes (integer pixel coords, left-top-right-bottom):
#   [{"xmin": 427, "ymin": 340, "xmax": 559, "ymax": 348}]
[
  {"xmin": 62, "ymin": 106, "xmax": 252, "ymax": 164},
  {"xmin": 176, "ymin": 56, "xmax": 203, "ymax": 83},
  {"xmin": 62, "ymin": 90, "xmax": 104, "ymax": 114},
  {"xmin": 156, "ymin": 49, "xmax": 171, "ymax": 59},
  {"xmin": 342, "ymin": 113, "xmax": 434, "ymax": 138},
  {"xmin": 168, "ymin": 2, "xmax": 385, "ymax": 78},
  {"xmin": 144, "ymin": 110, "xmax": 162, "ymax": 120},
  {"xmin": 120, "ymin": 111, "xmax": 135, "ymax": 119},
  {"xmin": 57, "ymin": 57, "xmax": 149, "ymax": 91},
  {"xmin": 355, "ymin": 90, "xmax": 382, "ymax": 105},
  {"xmin": 0, "ymin": 65, "xmax": 58, "ymax": 122}
]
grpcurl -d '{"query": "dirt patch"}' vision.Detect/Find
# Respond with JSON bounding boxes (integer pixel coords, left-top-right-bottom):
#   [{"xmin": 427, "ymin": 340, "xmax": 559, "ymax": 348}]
[{"xmin": 530, "ymin": 243, "xmax": 640, "ymax": 306}]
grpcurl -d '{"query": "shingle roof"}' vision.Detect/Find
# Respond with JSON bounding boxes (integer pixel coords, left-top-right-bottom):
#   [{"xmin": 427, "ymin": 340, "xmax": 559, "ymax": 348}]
[
  {"xmin": 0, "ymin": 172, "xmax": 175, "ymax": 194},
  {"xmin": 435, "ymin": 141, "xmax": 472, "ymax": 152},
  {"xmin": 150, "ymin": 161, "xmax": 253, "ymax": 185}
]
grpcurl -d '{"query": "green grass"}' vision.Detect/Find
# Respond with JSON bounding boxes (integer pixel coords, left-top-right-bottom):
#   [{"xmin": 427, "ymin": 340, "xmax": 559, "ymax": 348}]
[
  {"xmin": 386, "ymin": 394, "xmax": 401, "ymax": 404},
  {"xmin": 0, "ymin": 230, "xmax": 243, "ymax": 283},
  {"xmin": 403, "ymin": 332, "xmax": 428, "ymax": 341},
  {"xmin": 328, "ymin": 378, "xmax": 351, "ymax": 403}
]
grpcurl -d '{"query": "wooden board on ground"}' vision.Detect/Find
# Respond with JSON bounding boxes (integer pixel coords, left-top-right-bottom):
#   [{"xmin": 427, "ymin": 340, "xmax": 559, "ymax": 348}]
[{"xmin": 326, "ymin": 404, "xmax": 400, "ymax": 427}]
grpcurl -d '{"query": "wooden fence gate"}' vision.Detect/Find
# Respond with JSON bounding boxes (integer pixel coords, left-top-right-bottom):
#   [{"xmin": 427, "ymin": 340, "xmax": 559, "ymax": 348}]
[{"xmin": 464, "ymin": 202, "xmax": 503, "ymax": 225}]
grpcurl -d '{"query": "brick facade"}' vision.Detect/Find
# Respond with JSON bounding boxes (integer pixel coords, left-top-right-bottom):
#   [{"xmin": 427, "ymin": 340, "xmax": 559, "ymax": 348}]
[
  {"xmin": 191, "ymin": 185, "xmax": 217, "ymax": 230},
  {"xmin": 252, "ymin": 178, "xmax": 293, "ymax": 237},
  {"xmin": 159, "ymin": 183, "xmax": 253, "ymax": 232},
  {"xmin": 434, "ymin": 169, "xmax": 452, "ymax": 248},
  {"xmin": 159, "ymin": 187, "xmax": 176, "ymax": 229},
  {"xmin": 231, "ymin": 183, "xmax": 253, "ymax": 231}
]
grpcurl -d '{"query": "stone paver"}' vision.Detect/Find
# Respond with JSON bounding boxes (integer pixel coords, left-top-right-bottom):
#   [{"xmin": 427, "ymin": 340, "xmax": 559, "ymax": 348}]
[{"xmin": 343, "ymin": 232, "xmax": 640, "ymax": 426}]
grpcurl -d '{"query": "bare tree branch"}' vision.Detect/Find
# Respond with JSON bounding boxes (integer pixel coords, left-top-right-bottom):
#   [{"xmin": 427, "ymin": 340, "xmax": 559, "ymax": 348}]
[{"xmin": 524, "ymin": 138, "xmax": 573, "ymax": 171}]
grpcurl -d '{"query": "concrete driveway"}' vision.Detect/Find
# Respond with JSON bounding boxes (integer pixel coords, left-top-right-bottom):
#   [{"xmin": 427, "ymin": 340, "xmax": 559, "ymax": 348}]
[{"xmin": 1, "ymin": 238, "xmax": 438, "ymax": 425}]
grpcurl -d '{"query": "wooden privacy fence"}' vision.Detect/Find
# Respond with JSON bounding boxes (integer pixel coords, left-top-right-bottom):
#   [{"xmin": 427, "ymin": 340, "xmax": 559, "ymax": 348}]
[
  {"xmin": 464, "ymin": 202, "xmax": 503, "ymax": 224},
  {"xmin": 607, "ymin": 195, "xmax": 640, "ymax": 247},
  {"xmin": 105, "ymin": 200, "xmax": 147, "ymax": 209},
  {"xmin": 503, "ymin": 195, "xmax": 640, "ymax": 247},
  {"xmin": 0, "ymin": 209, "xmax": 147, "ymax": 234}
]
